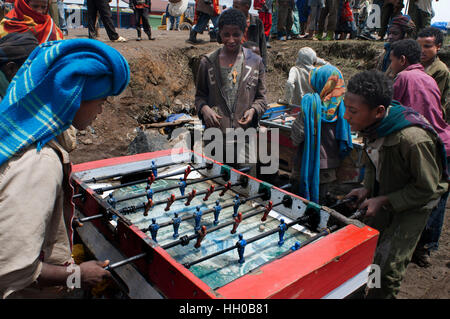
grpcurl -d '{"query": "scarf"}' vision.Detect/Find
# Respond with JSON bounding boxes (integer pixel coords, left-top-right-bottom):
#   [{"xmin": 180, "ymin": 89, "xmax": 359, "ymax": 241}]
[
  {"xmin": 0, "ymin": 0, "xmax": 63, "ymax": 44},
  {"xmin": 299, "ymin": 64, "xmax": 353, "ymax": 202},
  {"xmin": 361, "ymin": 101, "xmax": 448, "ymax": 180},
  {"xmin": 0, "ymin": 38, "xmax": 130, "ymax": 166}
]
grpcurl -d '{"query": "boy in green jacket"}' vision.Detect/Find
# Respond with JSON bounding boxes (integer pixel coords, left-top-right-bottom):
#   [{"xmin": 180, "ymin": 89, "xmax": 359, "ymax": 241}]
[{"xmin": 343, "ymin": 70, "xmax": 448, "ymax": 299}]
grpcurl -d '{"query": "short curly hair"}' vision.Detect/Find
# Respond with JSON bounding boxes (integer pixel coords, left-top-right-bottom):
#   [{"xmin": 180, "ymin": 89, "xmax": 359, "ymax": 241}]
[
  {"xmin": 218, "ymin": 8, "xmax": 247, "ymax": 33},
  {"xmin": 417, "ymin": 27, "xmax": 444, "ymax": 46},
  {"xmin": 391, "ymin": 39, "xmax": 421, "ymax": 65},
  {"xmin": 347, "ymin": 70, "xmax": 393, "ymax": 109}
]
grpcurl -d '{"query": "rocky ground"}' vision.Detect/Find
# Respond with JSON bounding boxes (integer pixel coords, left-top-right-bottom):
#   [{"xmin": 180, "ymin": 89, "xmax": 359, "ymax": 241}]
[{"xmin": 66, "ymin": 27, "xmax": 449, "ymax": 299}]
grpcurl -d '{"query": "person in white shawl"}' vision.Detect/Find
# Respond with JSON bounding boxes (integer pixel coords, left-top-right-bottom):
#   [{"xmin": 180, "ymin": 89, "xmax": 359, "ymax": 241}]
[{"xmin": 282, "ymin": 47, "xmax": 327, "ymax": 105}]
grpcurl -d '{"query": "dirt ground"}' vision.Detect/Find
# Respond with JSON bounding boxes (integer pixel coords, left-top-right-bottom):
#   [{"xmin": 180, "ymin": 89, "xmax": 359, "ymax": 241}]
[{"xmin": 66, "ymin": 27, "xmax": 449, "ymax": 299}]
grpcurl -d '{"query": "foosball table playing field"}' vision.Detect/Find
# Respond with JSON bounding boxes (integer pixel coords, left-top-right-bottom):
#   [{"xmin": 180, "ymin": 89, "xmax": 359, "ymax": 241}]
[{"xmin": 71, "ymin": 148, "xmax": 379, "ymax": 299}]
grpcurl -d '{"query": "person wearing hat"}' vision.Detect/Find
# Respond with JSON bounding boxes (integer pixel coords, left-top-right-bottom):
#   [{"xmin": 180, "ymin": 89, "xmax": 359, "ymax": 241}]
[
  {"xmin": 0, "ymin": 31, "xmax": 39, "ymax": 100},
  {"xmin": 0, "ymin": 38, "xmax": 130, "ymax": 298},
  {"xmin": 376, "ymin": 14, "xmax": 416, "ymax": 79}
]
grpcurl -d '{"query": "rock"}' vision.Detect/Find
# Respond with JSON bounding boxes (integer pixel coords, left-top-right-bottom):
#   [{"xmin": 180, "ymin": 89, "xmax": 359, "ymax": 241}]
[
  {"xmin": 127, "ymin": 129, "xmax": 170, "ymax": 155},
  {"xmin": 82, "ymin": 138, "xmax": 93, "ymax": 145}
]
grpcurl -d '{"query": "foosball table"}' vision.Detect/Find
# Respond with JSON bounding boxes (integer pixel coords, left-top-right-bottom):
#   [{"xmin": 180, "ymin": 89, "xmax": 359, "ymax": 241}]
[{"xmin": 71, "ymin": 148, "xmax": 378, "ymax": 299}]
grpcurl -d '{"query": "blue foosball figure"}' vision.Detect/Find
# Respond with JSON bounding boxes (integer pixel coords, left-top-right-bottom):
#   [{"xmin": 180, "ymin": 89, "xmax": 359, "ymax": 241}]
[
  {"xmin": 278, "ymin": 219, "xmax": 288, "ymax": 246},
  {"xmin": 178, "ymin": 177, "xmax": 187, "ymax": 196},
  {"xmin": 194, "ymin": 206, "xmax": 202, "ymax": 232},
  {"xmin": 146, "ymin": 186, "xmax": 154, "ymax": 201},
  {"xmin": 151, "ymin": 160, "xmax": 157, "ymax": 178},
  {"xmin": 236, "ymin": 234, "xmax": 247, "ymax": 264},
  {"xmin": 213, "ymin": 200, "xmax": 222, "ymax": 225},
  {"xmin": 107, "ymin": 193, "xmax": 116, "ymax": 209},
  {"xmin": 290, "ymin": 241, "xmax": 301, "ymax": 251},
  {"xmin": 172, "ymin": 213, "xmax": 181, "ymax": 238},
  {"xmin": 233, "ymin": 194, "xmax": 241, "ymax": 218},
  {"xmin": 149, "ymin": 218, "xmax": 160, "ymax": 242}
]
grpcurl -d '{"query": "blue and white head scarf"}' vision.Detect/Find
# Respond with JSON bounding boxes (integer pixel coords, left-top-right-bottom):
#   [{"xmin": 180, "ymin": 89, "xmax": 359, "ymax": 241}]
[{"xmin": 0, "ymin": 38, "xmax": 130, "ymax": 166}]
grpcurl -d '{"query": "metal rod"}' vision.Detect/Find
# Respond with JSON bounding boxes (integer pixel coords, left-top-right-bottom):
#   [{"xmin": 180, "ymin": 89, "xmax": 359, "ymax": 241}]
[
  {"xmin": 116, "ymin": 166, "xmax": 251, "ymax": 203},
  {"xmin": 82, "ymin": 159, "xmax": 191, "ymax": 184},
  {"xmin": 183, "ymin": 212, "xmax": 309, "ymax": 268},
  {"xmin": 162, "ymin": 201, "xmax": 283, "ymax": 250},
  {"xmin": 104, "ymin": 252, "xmax": 147, "ymax": 271},
  {"xmin": 94, "ymin": 164, "xmax": 208, "ymax": 195}
]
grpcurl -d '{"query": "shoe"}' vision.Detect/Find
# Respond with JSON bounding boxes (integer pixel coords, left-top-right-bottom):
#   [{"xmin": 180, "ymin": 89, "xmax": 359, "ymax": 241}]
[
  {"xmin": 112, "ymin": 36, "xmax": 127, "ymax": 43},
  {"xmin": 187, "ymin": 29, "xmax": 201, "ymax": 44},
  {"xmin": 136, "ymin": 37, "xmax": 142, "ymax": 41},
  {"xmin": 278, "ymin": 36, "xmax": 286, "ymax": 41},
  {"xmin": 322, "ymin": 31, "xmax": 334, "ymax": 41},
  {"xmin": 358, "ymin": 32, "xmax": 376, "ymax": 41},
  {"xmin": 313, "ymin": 32, "xmax": 323, "ymax": 41},
  {"xmin": 412, "ymin": 246, "xmax": 432, "ymax": 268},
  {"xmin": 266, "ymin": 42, "xmax": 271, "ymax": 48}
]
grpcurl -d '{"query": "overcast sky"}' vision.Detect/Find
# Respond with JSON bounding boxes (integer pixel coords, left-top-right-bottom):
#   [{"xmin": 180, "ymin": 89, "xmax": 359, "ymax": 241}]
[{"xmin": 219, "ymin": 0, "xmax": 449, "ymax": 23}]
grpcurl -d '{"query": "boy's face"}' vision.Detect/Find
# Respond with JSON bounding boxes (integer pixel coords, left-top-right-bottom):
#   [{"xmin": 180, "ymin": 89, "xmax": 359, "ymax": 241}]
[
  {"xmin": 387, "ymin": 25, "xmax": 404, "ymax": 43},
  {"xmin": 220, "ymin": 25, "xmax": 244, "ymax": 53},
  {"xmin": 73, "ymin": 98, "xmax": 106, "ymax": 130},
  {"xmin": 343, "ymin": 92, "xmax": 386, "ymax": 132},
  {"xmin": 233, "ymin": 0, "xmax": 249, "ymax": 16},
  {"xmin": 389, "ymin": 50, "xmax": 406, "ymax": 75},
  {"xmin": 28, "ymin": 0, "xmax": 48, "ymax": 15},
  {"xmin": 417, "ymin": 36, "xmax": 440, "ymax": 64}
]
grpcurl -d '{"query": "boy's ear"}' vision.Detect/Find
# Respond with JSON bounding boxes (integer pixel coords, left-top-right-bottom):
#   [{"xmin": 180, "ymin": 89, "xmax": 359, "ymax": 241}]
[{"xmin": 400, "ymin": 55, "xmax": 408, "ymax": 67}]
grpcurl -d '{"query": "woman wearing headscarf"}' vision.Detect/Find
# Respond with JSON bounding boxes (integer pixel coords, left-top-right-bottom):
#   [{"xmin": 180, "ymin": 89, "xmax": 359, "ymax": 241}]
[
  {"xmin": 0, "ymin": 38, "xmax": 130, "ymax": 298},
  {"xmin": 0, "ymin": 0, "xmax": 63, "ymax": 44},
  {"xmin": 282, "ymin": 47, "xmax": 327, "ymax": 106},
  {"xmin": 290, "ymin": 64, "xmax": 353, "ymax": 204}
]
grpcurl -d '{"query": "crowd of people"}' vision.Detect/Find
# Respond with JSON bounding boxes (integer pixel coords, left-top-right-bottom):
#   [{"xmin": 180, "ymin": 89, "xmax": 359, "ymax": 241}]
[{"xmin": 0, "ymin": 0, "xmax": 448, "ymax": 300}]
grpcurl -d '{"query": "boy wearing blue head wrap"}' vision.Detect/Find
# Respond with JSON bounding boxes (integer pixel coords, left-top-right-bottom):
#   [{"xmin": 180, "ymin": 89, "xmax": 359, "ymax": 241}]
[{"xmin": 0, "ymin": 39, "xmax": 130, "ymax": 298}]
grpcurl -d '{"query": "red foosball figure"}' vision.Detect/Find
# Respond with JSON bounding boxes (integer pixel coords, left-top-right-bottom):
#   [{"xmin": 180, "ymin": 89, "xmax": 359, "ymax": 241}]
[
  {"xmin": 203, "ymin": 185, "xmax": 215, "ymax": 201},
  {"xmin": 147, "ymin": 172, "xmax": 155, "ymax": 187},
  {"xmin": 183, "ymin": 166, "xmax": 192, "ymax": 181},
  {"xmin": 143, "ymin": 198, "xmax": 154, "ymax": 216},
  {"xmin": 185, "ymin": 189, "xmax": 197, "ymax": 206},
  {"xmin": 165, "ymin": 194, "xmax": 176, "ymax": 211},
  {"xmin": 231, "ymin": 212, "xmax": 243, "ymax": 234},
  {"xmin": 194, "ymin": 225, "xmax": 207, "ymax": 248},
  {"xmin": 261, "ymin": 200, "xmax": 273, "ymax": 222},
  {"xmin": 219, "ymin": 182, "xmax": 232, "ymax": 196}
]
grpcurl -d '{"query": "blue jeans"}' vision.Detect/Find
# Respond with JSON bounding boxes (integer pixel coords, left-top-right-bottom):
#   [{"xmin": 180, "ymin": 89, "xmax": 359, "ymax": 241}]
[
  {"xmin": 418, "ymin": 156, "xmax": 450, "ymax": 252},
  {"xmin": 193, "ymin": 12, "xmax": 218, "ymax": 36},
  {"xmin": 169, "ymin": 15, "xmax": 180, "ymax": 29},
  {"xmin": 57, "ymin": 0, "xmax": 67, "ymax": 32}
]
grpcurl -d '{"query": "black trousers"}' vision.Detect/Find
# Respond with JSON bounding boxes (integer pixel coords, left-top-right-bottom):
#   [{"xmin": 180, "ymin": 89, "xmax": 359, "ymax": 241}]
[
  {"xmin": 87, "ymin": 0, "xmax": 119, "ymax": 40},
  {"xmin": 134, "ymin": 8, "xmax": 152, "ymax": 34}
]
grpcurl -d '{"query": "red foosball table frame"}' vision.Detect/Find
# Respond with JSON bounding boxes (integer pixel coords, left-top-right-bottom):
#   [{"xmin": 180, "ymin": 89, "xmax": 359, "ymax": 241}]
[{"xmin": 71, "ymin": 148, "xmax": 378, "ymax": 299}]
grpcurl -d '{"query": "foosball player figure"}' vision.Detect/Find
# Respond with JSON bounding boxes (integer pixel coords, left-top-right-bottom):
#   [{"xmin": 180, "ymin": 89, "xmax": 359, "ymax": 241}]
[
  {"xmin": 236, "ymin": 234, "xmax": 247, "ymax": 264},
  {"xmin": 261, "ymin": 200, "xmax": 273, "ymax": 222},
  {"xmin": 194, "ymin": 225, "xmax": 207, "ymax": 248},
  {"xmin": 146, "ymin": 186, "xmax": 154, "ymax": 201},
  {"xmin": 203, "ymin": 184, "xmax": 215, "ymax": 201},
  {"xmin": 278, "ymin": 219, "xmax": 288, "ymax": 246},
  {"xmin": 178, "ymin": 177, "xmax": 187, "ymax": 196},
  {"xmin": 183, "ymin": 166, "xmax": 192, "ymax": 181},
  {"xmin": 149, "ymin": 218, "xmax": 160, "ymax": 242},
  {"xmin": 233, "ymin": 194, "xmax": 241, "ymax": 218},
  {"xmin": 151, "ymin": 160, "xmax": 157, "ymax": 178},
  {"xmin": 219, "ymin": 181, "xmax": 232, "ymax": 196},
  {"xmin": 172, "ymin": 212, "xmax": 181, "ymax": 238},
  {"xmin": 143, "ymin": 198, "xmax": 154, "ymax": 216},
  {"xmin": 165, "ymin": 194, "xmax": 176, "ymax": 211},
  {"xmin": 185, "ymin": 189, "xmax": 197, "ymax": 206},
  {"xmin": 147, "ymin": 172, "xmax": 156, "ymax": 187},
  {"xmin": 107, "ymin": 193, "xmax": 117, "ymax": 209},
  {"xmin": 213, "ymin": 200, "xmax": 222, "ymax": 225},
  {"xmin": 194, "ymin": 206, "xmax": 202, "ymax": 232},
  {"xmin": 231, "ymin": 212, "xmax": 243, "ymax": 234},
  {"xmin": 290, "ymin": 241, "xmax": 301, "ymax": 251}
]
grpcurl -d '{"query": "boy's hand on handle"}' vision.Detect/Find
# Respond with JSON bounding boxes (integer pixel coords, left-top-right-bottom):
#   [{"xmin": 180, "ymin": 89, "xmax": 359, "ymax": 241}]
[
  {"xmin": 202, "ymin": 105, "xmax": 222, "ymax": 128},
  {"xmin": 238, "ymin": 108, "xmax": 255, "ymax": 125},
  {"xmin": 359, "ymin": 196, "xmax": 390, "ymax": 217},
  {"xmin": 344, "ymin": 187, "xmax": 369, "ymax": 209},
  {"xmin": 80, "ymin": 260, "xmax": 111, "ymax": 289}
]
